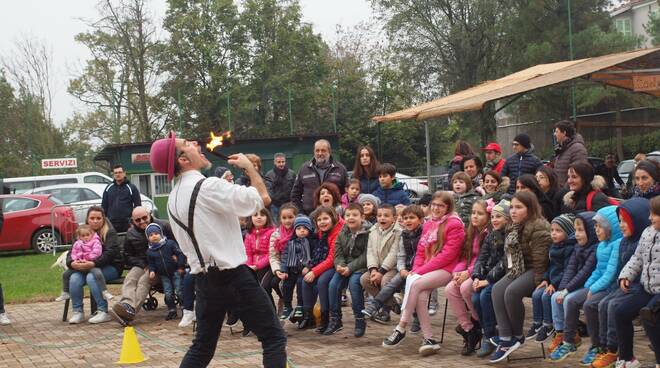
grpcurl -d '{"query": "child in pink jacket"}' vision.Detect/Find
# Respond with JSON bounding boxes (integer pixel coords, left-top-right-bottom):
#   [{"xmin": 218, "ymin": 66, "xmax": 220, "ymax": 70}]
[
  {"xmin": 244, "ymin": 208, "xmax": 276, "ymax": 283},
  {"xmin": 446, "ymin": 200, "xmax": 490, "ymax": 356},
  {"xmin": 71, "ymin": 224, "xmax": 102, "ymax": 261},
  {"xmin": 382, "ymin": 191, "xmax": 465, "ymax": 356}
]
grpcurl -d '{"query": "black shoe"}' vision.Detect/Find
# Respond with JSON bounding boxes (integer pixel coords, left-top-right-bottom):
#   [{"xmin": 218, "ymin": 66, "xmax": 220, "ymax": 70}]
[
  {"xmin": 382, "ymin": 328, "xmax": 406, "ymax": 348},
  {"xmin": 640, "ymin": 306, "xmax": 658, "ymax": 326},
  {"xmin": 410, "ymin": 317, "xmax": 421, "ymax": 334},
  {"xmin": 373, "ymin": 310, "xmax": 391, "ymax": 325},
  {"xmin": 280, "ymin": 306, "xmax": 293, "ymax": 321},
  {"xmin": 535, "ymin": 325, "xmax": 555, "ymax": 343},
  {"xmin": 577, "ymin": 319, "xmax": 588, "ymax": 337},
  {"xmin": 323, "ymin": 315, "xmax": 343, "ymax": 335},
  {"xmin": 297, "ymin": 309, "xmax": 315, "ymax": 330},
  {"xmin": 290, "ymin": 306, "xmax": 303, "ymax": 323},
  {"xmin": 165, "ymin": 310, "xmax": 178, "ymax": 320},
  {"xmin": 462, "ymin": 327, "xmax": 482, "ymax": 356},
  {"xmin": 341, "ymin": 292, "xmax": 348, "ymax": 307},
  {"xmin": 354, "ymin": 318, "xmax": 366, "ymax": 338},
  {"xmin": 225, "ymin": 312, "xmax": 240, "ymax": 327},
  {"xmin": 419, "ymin": 338, "xmax": 441, "ymax": 356},
  {"xmin": 525, "ymin": 322, "xmax": 542, "ymax": 340},
  {"xmin": 109, "ymin": 304, "xmax": 131, "ymax": 327},
  {"xmin": 315, "ymin": 312, "xmax": 329, "ymax": 334},
  {"xmin": 361, "ymin": 301, "xmax": 380, "ymax": 319}
]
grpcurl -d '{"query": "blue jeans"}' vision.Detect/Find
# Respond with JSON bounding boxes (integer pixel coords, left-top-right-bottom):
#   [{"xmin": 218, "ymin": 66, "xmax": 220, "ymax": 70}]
[
  {"xmin": 329, "ymin": 272, "xmax": 364, "ymax": 318},
  {"xmin": 472, "ymin": 284, "xmax": 496, "ymax": 338},
  {"xmin": 182, "ymin": 271, "xmax": 195, "ymax": 311},
  {"xmin": 270, "ymin": 205, "xmax": 280, "ymax": 223},
  {"xmin": 161, "ymin": 272, "xmax": 183, "ymax": 310},
  {"xmin": 70, "ymin": 265, "xmax": 120, "ymax": 313},
  {"xmin": 300, "ymin": 269, "xmax": 334, "ymax": 312},
  {"xmin": 532, "ymin": 286, "xmax": 553, "ymax": 325}
]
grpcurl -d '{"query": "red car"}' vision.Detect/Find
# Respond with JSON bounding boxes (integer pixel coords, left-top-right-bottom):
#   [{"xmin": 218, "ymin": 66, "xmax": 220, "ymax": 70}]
[{"xmin": 0, "ymin": 194, "xmax": 78, "ymax": 253}]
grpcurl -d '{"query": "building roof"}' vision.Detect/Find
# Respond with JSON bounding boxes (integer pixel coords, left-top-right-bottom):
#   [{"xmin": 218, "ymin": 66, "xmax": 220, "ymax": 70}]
[
  {"xmin": 372, "ymin": 47, "xmax": 660, "ymax": 123},
  {"xmin": 610, "ymin": 0, "xmax": 655, "ymax": 17}
]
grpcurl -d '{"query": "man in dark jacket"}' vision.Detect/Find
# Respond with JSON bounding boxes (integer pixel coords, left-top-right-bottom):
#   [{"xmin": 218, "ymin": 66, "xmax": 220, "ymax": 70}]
[
  {"xmin": 552, "ymin": 120, "xmax": 588, "ymax": 186},
  {"xmin": 291, "ymin": 139, "xmax": 348, "ymax": 214},
  {"xmin": 595, "ymin": 154, "xmax": 624, "ymax": 198},
  {"xmin": 500, "ymin": 133, "xmax": 543, "ymax": 193},
  {"xmin": 110, "ymin": 206, "xmax": 174, "ymax": 325},
  {"xmin": 102, "ymin": 165, "xmax": 141, "ymax": 233},
  {"xmin": 265, "ymin": 153, "xmax": 296, "ymax": 219}
]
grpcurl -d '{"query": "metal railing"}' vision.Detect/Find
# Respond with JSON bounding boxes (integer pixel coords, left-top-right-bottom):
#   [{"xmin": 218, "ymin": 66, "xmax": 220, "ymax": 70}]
[{"xmin": 49, "ymin": 203, "xmax": 92, "ymax": 255}]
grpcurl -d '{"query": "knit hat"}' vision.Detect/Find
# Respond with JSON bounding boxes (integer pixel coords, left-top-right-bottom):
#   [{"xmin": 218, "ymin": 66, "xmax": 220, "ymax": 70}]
[
  {"xmin": 293, "ymin": 215, "xmax": 314, "ymax": 233},
  {"xmin": 552, "ymin": 213, "xmax": 576, "ymax": 237},
  {"xmin": 513, "ymin": 133, "xmax": 531, "ymax": 149},
  {"xmin": 418, "ymin": 193, "xmax": 432, "ymax": 206},
  {"xmin": 492, "ymin": 199, "xmax": 511, "ymax": 218},
  {"xmin": 592, "ymin": 213, "xmax": 611, "ymax": 235},
  {"xmin": 214, "ymin": 166, "xmax": 229, "ymax": 178},
  {"xmin": 145, "ymin": 223, "xmax": 162, "ymax": 237},
  {"xmin": 358, "ymin": 193, "xmax": 381, "ymax": 207}
]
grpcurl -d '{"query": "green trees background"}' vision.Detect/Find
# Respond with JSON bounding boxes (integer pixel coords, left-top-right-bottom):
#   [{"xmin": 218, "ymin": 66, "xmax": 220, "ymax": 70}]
[{"xmin": 1, "ymin": 0, "xmax": 656, "ymax": 178}]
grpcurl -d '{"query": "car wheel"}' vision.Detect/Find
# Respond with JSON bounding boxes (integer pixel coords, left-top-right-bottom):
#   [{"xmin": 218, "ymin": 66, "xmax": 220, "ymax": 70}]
[
  {"xmin": 406, "ymin": 190, "xmax": 418, "ymax": 199},
  {"xmin": 31, "ymin": 228, "xmax": 61, "ymax": 253}
]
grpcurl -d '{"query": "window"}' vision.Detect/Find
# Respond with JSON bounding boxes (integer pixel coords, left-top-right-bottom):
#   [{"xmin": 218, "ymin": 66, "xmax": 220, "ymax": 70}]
[
  {"xmin": 6, "ymin": 181, "xmax": 35, "ymax": 194},
  {"xmin": 84, "ymin": 175, "xmax": 112, "ymax": 184},
  {"xmin": 615, "ymin": 18, "xmax": 632, "ymax": 37},
  {"xmin": 4, "ymin": 198, "xmax": 39, "ymax": 212},
  {"xmin": 82, "ymin": 188, "xmax": 101, "ymax": 200},
  {"xmin": 154, "ymin": 174, "xmax": 171, "ymax": 195},
  {"xmin": 132, "ymin": 174, "xmax": 153, "ymax": 198},
  {"xmin": 35, "ymin": 178, "xmax": 77, "ymax": 188}
]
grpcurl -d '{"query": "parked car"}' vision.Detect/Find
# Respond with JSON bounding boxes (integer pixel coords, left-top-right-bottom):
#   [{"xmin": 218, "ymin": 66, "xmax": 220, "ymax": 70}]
[
  {"xmin": 396, "ymin": 173, "xmax": 431, "ymax": 198},
  {"xmin": 29, "ymin": 183, "xmax": 158, "ymax": 223},
  {"xmin": 3, "ymin": 172, "xmax": 112, "ymax": 194},
  {"xmin": 647, "ymin": 151, "xmax": 660, "ymax": 163},
  {"xmin": 617, "ymin": 159, "xmax": 635, "ymax": 189},
  {"xmin": 0, "ymin": 194, "xmax": 77, "ymax": 253}
]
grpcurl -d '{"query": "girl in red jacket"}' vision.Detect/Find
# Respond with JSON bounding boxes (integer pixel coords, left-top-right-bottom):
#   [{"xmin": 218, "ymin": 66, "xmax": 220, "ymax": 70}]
[
  {"xmin": 244, "ymin": 208, "xmax": 276, "ymax": 303},
  {"xmin": 382, "ymin": 191, "xmax": 465, "ymax": 356}
]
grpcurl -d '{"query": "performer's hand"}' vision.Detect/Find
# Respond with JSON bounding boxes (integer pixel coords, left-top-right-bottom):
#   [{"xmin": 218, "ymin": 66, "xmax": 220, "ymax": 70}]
[{"xmin": 228, "ymin": 154, "xmax": 255, "ymax": 172}]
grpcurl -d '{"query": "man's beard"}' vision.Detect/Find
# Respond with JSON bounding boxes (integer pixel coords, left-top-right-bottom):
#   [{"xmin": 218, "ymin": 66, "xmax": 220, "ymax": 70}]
[{"xmin": 315, "ymin": 157, "xmax": 327, "ymax": 165}]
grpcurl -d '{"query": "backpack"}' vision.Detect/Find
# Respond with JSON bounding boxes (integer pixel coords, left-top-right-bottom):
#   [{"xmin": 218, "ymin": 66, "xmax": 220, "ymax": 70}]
[{"xmin": 586, "ymin": 190, "xmax": 620, "ymax": 212}]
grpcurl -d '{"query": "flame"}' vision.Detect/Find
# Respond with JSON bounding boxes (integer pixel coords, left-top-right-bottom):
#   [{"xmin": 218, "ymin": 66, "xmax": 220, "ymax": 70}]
[{"xmin": 206, "ymin": 131, "xmax": 232, "ymax": 151}]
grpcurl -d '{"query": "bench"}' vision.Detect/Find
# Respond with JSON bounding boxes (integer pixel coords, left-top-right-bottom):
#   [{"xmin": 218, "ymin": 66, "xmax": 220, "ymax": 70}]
[{"xmin": 61, "ymin": 277, "xmax": 125, "ymax": 322}]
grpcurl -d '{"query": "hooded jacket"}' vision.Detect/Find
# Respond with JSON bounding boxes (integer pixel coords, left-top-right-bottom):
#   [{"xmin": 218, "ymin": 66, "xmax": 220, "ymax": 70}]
[
  {"xmin": 519, "ymin": 217, "xmax": 553, "ymax": 285},
  {"xmin": 454, "ymin": 189, "xmax": 480, "ymax": 226},
  {"xmin": 244, "ymin": 226, "xmax": 276, "ymax": 270},
  {"xmin": 334, "ymin": 221, "xmax": 370, "ymax": 273},
  {"xmin": 372, "ymin": 179, "xmax": 411, "ymax": 206},
  {"xmin": 71, "ymin": 233, "xmax": 103, "ymax": 262},
  {"xmin": 147, "ymin": 235, "xmax": 186, "ymax": 276},
  {"xmin": 367, "ymin": 222, "xmax": 401, "ymax": 273},
  {"xmin": 500, "ymin": 147, "xmax": 543, "ymax": 194},
  {"xmin": 614, "ymin": 197, "xmax": 651, "ymax": 286},
  {"xmin": 559, "ymin": 212, "xmax": 598, "ymax": 292},
  {"xmin": 412, "ymin": 213, "xmax": 465, "ymax": 275},
  {"xmin": 101, "ymin": 179, "xmax": 141, "ymax": 224},
  {"xmin": 584, "ymin": 206, "xmax": 623, "ymax": 294},
  {"xmin": 619, "ymin": 226, "xmax": 659, "ymax": 294},
  {"xmin": 544, "ymin": 236, "xmax": 576, "ymax": 288},
  {"xmin": 553, "ymin": 134, "xmax": 588, "ymax": 185},
  {"xmin": 290, "ymin": 156, "xmax": 348, "ymax": 214}
]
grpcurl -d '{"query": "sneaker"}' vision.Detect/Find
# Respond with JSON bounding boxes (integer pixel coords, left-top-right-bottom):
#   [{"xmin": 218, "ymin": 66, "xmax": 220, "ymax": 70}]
[
  {"xmin": 428, "ymin": 302, "xmax": 438, "ymax": 316},
  {"xmin": 361, "ymin": 303, "xmax": 379, "ymax": 319},
  {"xmin": 535, "ymin": 325, "xmax": 555, "ymax": 343},
  {"xmin": 179, "ymin": 310, "xmax": 195, "ymax": 327},
  {"xmin": 477, "ymin": 337, "xmax": 495, "ymax": 358},
  {"xmin": 291, "ymin": 306, "xmax": 303, "ymax": 322},
  {"xmin": 549, "ymin": 342, "xmax": 578, "ymax": 362},
  {"xmin": 410, "ymin": 317, "xmax": 421, "ymax": 334},
  {"xmin": 102, "ymin": 290, "xmax": 114, "ymax": 301},
  {"xmin": 0, "ymin": 313, "xmax": 11, "ymax": 325},
  {"xmin": 165, "ymin": 310, "xmax": 178, "ymax": 320},
  {"xmin": 580, "ymin": 346, "xmax": 602, "ymax": 366},
  {"xmin": 280, "ymin": 306, "xmax": 293, "ymax": 321},
  {"xmin": 614, "ymin": 359, "xmax": 641, "ymax": 368},
  {"xmin": 525, "ymin": 322, "xmax": 542, "ymax": 340},
  {"xmin": 225, "ymin": 313, "xmax": 240, "ymax": 327},
  {"xmin": 68, "ymin": 311, "xmax": 85, "ymax": 324},
  {"xmin": 88, "ymin": 311, "xmax": 112, "ymax": 324},
  {"xmin": 489, "ymin": 338, "xmax": 522, "ymax": 363},
  {"xmin": 419, "ymin": 338, "xmax": 441, "ymax": 356},
  {"xmin": 322, "ymin": 316, "xmax": 343, "ymax": 335},
  {"xmin": 548, "ymin": 332, "xmax": 564, "ymax": 354},
  {"xmin": 373, "ymin": 310, "xmax": 391, "ymax": 325},
  {"xmin": 591, "ymin": 351, "xmax": 618, "ymax": 368},
  {"xmin": 341, "ymin": 293, "xmax": 348, "ymax": 307},
  {"xmin": 489, "ymin": 336, "xmax": 502, "ymax": 346},
  {"xmin": 55, "ymin": 291, "xmax": 70, "ymax": 302},
  {"xmin": 382, "ymin": 328, "xmax": 406, "ymax": 348}
]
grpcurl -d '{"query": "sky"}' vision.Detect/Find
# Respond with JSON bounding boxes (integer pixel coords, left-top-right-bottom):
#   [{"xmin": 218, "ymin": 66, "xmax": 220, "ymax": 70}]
[{"xmin": 0, "ymin": 0, "xmax": 373, "ymax": 126}]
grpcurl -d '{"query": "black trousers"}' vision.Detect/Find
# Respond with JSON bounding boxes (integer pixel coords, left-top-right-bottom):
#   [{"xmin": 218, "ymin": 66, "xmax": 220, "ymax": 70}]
[{"xmin": 179, "ymin": 265, "xmax": 287, "ymax": 368}]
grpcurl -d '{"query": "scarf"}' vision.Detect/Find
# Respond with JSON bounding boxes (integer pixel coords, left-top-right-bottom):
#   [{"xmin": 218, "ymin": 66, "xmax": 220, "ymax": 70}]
[
  {"xmin": 402, "ymin": 226, "xmax": 423, "ymax": 269},
  {"xmin": 633, "ymin": 182, "xmax": 660, "ymax": 199},
  {"xmin": 273, "ymin": 165, "xmax": 289, "ymax": 177},
  {"xmin": 504, "ymin": 223, "xmax": 525, "ymax": 278},
  {"xmin": 484, "ymin": 158, "xmax": 501, "ymax": 171},
  {"xmin": 554, "ymin": 136, "xmax": 573, "ymax": 156},
  {"xmin": 274, "ymin": 225, "xmax": 294, "ymax": 253}
]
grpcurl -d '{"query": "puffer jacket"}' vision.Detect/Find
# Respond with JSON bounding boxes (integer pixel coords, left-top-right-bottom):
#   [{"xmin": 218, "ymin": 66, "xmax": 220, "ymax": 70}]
[
  {"xmin": 560, "ymin": 176, "xmax": 611, "ymax": 214},
  {"xmin": 147, "ymin": 238, "xmax": 186, "ymax": 276},
  {"xmin": 124, "ymin": 218, "xmax": 174, "ymax": 269},
  {"xmin": 613, "ymin": 198, "xmax": 651, "ymax": 286},
  {"xmin": 334, "ymin": 221, "xmax": 370, "ymax": 273},
  {"xmin": 454, "ymin": 190, "xmax": 480, "ymax": 226},
  {"xmin": 397, "ymin": 225, "xmax": 423, "ymax": 271},
  {"xmin": 559, "ymin": 212, "xmax": 598, "ymax": 292},
  {"xmin": 310, "ymin": 218, "xmax": 344, "ymax": 277},
  {"xmin": 372, "ymin": 180, "xmax": 411, "ymax": 206},
  {"xmin": 67, "ymin": 222, "xmax": 123, "ymax": 272},
  {"xmin": 553, "ymin": 134, "xmax": 588, "ymax": 186},
  {"xmin": 412, "ymin": 213, "xmax": 465, "ymax": 275},
  {"xmin": 585, "ymin": 206, "xmax": 623, "ymax": 294},
  {"xmin": 519, "ymin": 217, "xmax": 553, "ymax": 285},
  {"xmin": 544, "ymin": 237, "xmax": 576, "ymax": 288},
  {"xmin": 367, "ymin": 223, "xmax": 401, "ymax": 273},
  {"xmin": 244, "ymin": 226, "xmax": 276, "ymax": 270},
  {"xmin": 500, "ymin": 147, "xmax": 543, "ymax": 193},
  {"xmin": 453, "ymin": 228, "xmax": 488, "ymax": 274},
  {"xmin": 357, "ymin": 175, "xmax": 380, "ymax": 195},
  {"xmin": 472, "ymin": 228, "xmax": 506, "ymax": 284},
  {"xmin": 619, "ymin": 226, "xmax": 660, "ymax": 294}
]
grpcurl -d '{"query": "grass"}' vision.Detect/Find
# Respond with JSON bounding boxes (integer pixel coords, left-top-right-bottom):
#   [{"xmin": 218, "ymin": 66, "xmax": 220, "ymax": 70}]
[{"xmin": 0, "ymin": 252, "xmax": 63, "ymax": 304}]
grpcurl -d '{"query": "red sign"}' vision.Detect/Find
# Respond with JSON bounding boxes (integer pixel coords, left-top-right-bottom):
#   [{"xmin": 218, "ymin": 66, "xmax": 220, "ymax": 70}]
[
  {"xmin": 633, "ymin": 75, "xmax": 660, "ymax": 92},
  {"xmin": 131, "ymin": 153, "xmax": 151, "ymax": 164},
  {"xmin": 41, "ymin": 158, "xmax": 78, "ymax": 169}
]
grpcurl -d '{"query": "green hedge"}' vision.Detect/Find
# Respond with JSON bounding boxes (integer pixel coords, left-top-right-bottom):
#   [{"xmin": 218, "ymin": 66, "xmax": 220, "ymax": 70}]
[{"xmin": 586, "ymin": 130, "xmax": 660, "ymax": 160}]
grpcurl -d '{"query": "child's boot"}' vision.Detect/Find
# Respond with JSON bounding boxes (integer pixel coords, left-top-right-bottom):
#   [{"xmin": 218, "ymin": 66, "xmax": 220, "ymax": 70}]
[
  {"xmin": 297, "ymin": 308, "xmax": 315, "ymax": 330},
  {"xmin": 323, "ymin": 313, "xmax": 343, "ymax": 335},
  {"xmin": 354, "ymin": 317, "xmax": 366, "ymax": 338},
  {"xmin": 315, "ymin": 311, "xmax": 329, "ymax": 334}
]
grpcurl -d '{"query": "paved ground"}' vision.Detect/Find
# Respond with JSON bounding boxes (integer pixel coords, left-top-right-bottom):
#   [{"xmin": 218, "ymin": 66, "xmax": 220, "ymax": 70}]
[{"xmin": 0, "ymin": 290, "xmax": 656, "ymax": 367}]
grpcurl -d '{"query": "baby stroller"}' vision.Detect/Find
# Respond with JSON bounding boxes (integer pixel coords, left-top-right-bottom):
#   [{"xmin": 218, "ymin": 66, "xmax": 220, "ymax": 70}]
[{"xmin": 142, "ymin": 274, "xmax": 181, "ymax": 311}]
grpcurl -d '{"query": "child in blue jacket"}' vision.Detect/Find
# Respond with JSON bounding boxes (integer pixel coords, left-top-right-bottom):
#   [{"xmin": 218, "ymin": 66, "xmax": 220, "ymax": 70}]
[
  {"xmin": 146, "ymin": 223, "xmax": 186, "ymax": 320},
  {"xmin": 371, "ymin": 163, "xmax": 410, "ymax": 206}
]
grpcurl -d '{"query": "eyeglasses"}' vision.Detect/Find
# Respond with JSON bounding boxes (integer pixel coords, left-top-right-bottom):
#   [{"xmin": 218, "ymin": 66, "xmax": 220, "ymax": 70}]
[{"xmin": 133, "ymin": 215, "xmax": 149, "ymax": 224}]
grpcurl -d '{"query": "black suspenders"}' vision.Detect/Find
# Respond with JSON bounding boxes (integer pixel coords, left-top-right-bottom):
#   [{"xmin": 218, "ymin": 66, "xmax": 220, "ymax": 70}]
[{"xmin": 168, "ymin": 178, "xmax": 207, "ymax": 272}]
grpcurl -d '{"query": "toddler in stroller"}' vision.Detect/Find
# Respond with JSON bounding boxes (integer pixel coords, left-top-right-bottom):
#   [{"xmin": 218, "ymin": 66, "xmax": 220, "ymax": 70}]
[{"xmin": 146, "ymin": 223, "xmax": 186, "ymax": 320}]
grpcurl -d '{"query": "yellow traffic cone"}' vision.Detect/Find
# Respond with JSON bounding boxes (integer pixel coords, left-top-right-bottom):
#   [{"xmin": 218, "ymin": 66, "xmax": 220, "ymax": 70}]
[{"xmin": 116, "ymin": 326, "xmax": 147, "ymax": 364}]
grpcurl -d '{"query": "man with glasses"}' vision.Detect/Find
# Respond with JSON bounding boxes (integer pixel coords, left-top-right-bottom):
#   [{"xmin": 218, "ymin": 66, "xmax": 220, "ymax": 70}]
[
  {"xmin": 102, "ymin": 164, "xmax": 142, "ymax": 233},
  {"xmin": 500, "ymin": 133, "xmax": 543, "ymax": 194},
  {"xmin": 110, "ymin": 206, "xmax": 174, "ymax": 325}
]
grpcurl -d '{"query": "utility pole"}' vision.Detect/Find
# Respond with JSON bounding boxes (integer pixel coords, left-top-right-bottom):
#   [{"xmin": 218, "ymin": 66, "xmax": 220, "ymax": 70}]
[
  {"xmin": 568, "ymin": 0, "xmax": 577, "ymax": 121},
  {"xmin": 227, "ymin": 91, "xmax": 232, "ymax": 131},
  {"xmin": 177, "ymin": 89, "xmax": 183, "ymax": 135},
  {"xmin": 288, "ymin": 88, "xmax": 293, "ymax": 135},
  {"xmin": 332, "ymin": 81, "xmax": 338, "ymax": 133}
]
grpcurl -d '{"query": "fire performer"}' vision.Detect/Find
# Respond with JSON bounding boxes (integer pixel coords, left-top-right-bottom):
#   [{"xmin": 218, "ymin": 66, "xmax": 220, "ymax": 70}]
[{"xmin": 149, "ymin": 131, "xmax": 287, "ymax": 368}]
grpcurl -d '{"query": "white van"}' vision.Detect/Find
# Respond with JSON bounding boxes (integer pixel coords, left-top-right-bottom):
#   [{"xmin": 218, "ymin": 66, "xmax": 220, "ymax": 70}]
[{"xmin": 2, "ymin": 172, "xmax": 113, "ymax": 194}]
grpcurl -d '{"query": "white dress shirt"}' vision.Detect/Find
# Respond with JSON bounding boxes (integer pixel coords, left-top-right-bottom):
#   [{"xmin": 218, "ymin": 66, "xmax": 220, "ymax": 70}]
[{"xmin": 167, "ymin": 170, "xmax": 264, "ymax": 274}]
